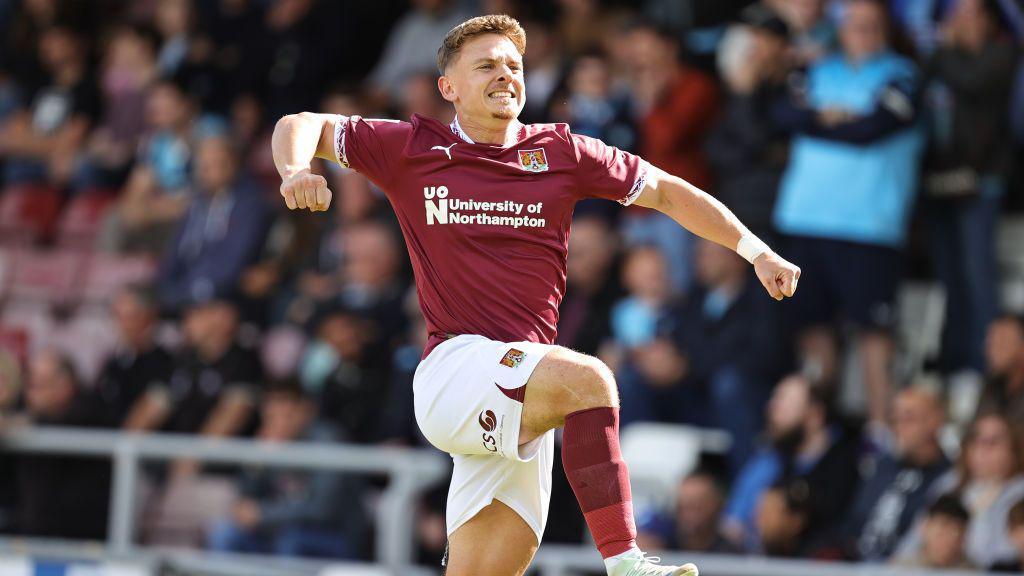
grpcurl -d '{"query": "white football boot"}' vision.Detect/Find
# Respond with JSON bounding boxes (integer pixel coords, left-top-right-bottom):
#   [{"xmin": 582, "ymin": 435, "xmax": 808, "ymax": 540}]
[{"xmin": 605, "ymin": 549, "xmax": 699, "ymax": 576}]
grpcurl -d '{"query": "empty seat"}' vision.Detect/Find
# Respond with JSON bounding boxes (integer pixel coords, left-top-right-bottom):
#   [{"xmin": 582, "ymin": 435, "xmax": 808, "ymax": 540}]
[
  {"xmin": 0, "ymin": 184, "xmax": 62, "ymax": 244},
  {"xmin": 55, "ymin": 191, "xmax": 116, "ymax": 249},
  {"xmin": 79, "ymin": 254, "xmax": 158, "ymax": 305},
  {"xmin": 620, "ymin": 422, "xmax": 703, "ymax": 513},
  {"xmin": 6, "ymin": 248, "xmax": 85, "ymax": 306}
]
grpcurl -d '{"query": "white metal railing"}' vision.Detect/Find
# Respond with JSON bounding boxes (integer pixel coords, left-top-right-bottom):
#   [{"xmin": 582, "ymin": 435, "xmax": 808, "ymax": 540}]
[{"xmin": 0, "ymin": 426, "xmax": 450, "ymax": 572}]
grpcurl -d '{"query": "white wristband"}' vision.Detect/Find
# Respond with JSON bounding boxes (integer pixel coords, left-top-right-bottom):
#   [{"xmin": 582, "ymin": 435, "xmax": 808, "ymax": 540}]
[{"xmin": 736, "ymin": 234, "xmax": 771, "ymax": 264}]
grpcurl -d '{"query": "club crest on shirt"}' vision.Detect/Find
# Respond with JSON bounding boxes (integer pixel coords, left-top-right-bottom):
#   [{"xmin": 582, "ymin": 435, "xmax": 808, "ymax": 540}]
[
  {"xmin": 517, "ymin": 148, "xmax": 548, "ymax": 173},
  {"xmin": 500, "ymin": 348, "xmax": 526, "ymax": 368}
]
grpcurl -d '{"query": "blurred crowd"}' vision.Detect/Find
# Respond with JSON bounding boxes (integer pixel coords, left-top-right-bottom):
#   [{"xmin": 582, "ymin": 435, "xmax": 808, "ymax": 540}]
[{"xmin": 1, "ymin": 0, "xmax": 1024, "ymax": 571}]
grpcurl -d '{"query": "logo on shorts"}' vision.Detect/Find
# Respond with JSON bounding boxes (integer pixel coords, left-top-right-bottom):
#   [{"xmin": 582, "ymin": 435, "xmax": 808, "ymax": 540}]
[
  {"xmin": 500, "ymin": 348, "xmax": 526, "ymax": 368},
  {"xmin": 517, "ymin": 148, "xmax": 548, "ymax": 173},
  {"xmin": 478, "ymin": 409, "xmax": 498, "ymax": 452}
]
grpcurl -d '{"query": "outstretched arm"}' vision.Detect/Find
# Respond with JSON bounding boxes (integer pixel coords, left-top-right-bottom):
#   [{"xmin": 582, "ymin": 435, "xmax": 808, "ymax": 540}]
[
  {"xmin": 271, "ymin": 112, "xmax": 337, "ymax": 212},
  {"xmin": 633, "ymin": 166, "xmax": 801, "ymax": 300}
]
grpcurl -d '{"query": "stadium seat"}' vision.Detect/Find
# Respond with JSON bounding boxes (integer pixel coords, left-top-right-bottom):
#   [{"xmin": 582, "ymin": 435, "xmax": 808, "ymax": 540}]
[
  {"xmin": 0, "ymin": 300, "xmax": 56, "ymax": 356},
  {"xmin": 143, "ymin": 476, "xmax": 237, "ymax": 547},
  {"xmin": 0, "ymin": 326, "xmax": 29, "ymax": 362},
  {"xmin": 0, "ymin": 248, "xmax": 12, "ymax": 301},
  {"xmin": 6, "ymin": 248, "xmax": 85, "ymax": 306},
  {"xmin": 49, "ymin": 307, "xmax": 119, "ymax": 382},
  {"xmin": 619, "ymin": 422, "xmax": 702, "ymax": 513},
  {"xmin": 55, "ymin": 190, "xmax": 116, "ymax": 249},
  {"xmin": 79, "ymin": 254, "xmax": 158, "ymax": 305},
  {"xmin": 0, "ymin": 184, "xmax": 62, "ymax": 244}
]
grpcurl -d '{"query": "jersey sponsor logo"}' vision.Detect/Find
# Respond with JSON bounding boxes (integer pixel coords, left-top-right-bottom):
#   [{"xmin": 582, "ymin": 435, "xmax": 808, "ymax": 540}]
[
  {"xmin": 431, "ymin": 143, "xmax": 457, "ymax": 160},
  {"xmin": 478, "ymin": 409, "xmax": 499, "ymax": 452},
  {"xmin": 422, "ymin": 186, "xmax": 547, "ymax": 229},
  {"xmin": 500, "ymin": 348, "xmax": 526, "ymax": 368},
  {"xmin": 517, "ymin": 148, "xmax": 549, "ymax": 172}
]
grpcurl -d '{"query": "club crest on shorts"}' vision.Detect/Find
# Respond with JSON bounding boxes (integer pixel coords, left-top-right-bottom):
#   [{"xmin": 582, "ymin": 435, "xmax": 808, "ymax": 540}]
[
  {"xmin": 517, "ymin": 148, "xmax": 548, "ymax": 172},
  {"xmin": 500, "ymin": 348, "xmax": 526, "ymax": 368}
]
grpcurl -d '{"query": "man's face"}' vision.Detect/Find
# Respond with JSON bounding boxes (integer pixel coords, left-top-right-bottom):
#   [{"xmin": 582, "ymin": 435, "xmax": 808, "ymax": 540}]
[
  {"xmin": 840, "ymin": 0, "xmax": 886, "ymax": 61},
  {"xmin": 440, "ymin": 34, "xmax": 525, "ymax": 123},
  {"xmin": 768, "ymin": 376, "xmax": 811, "ymax": 439},
  {"xmin": 892, "ymin": 390, "xmax": 941, "ymax": 458},
  {"xmin": 986, "ymin": 318, "xmax": 1024, "ymax": 377},
  {"xmin": 676, "ymin": 476, "xmax": 721, "ymax": 536},
  {"xmin": 195, "ymin": 137, "xmax": 237, "ymax": 193},
  {"xmin": 26, "ymin": 352, "xmax": 75, "ymax": 416},
  {"xmin": 113, "ymin": 292, "xmax": 154, "ymax": 346}
]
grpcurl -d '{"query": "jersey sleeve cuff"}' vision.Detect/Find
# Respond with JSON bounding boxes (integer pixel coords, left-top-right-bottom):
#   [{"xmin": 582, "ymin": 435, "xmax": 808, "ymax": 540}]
[
  {"xmin": 333, "ymin": 114, "xmax": 350, "ymax": 168},
  {"xmin": 618, "ymin": 161, "xmax": 650, "ymax": 206}
]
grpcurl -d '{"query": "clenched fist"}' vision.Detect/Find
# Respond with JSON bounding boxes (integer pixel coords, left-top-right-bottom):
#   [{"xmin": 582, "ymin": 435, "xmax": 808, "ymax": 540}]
[
  {"xmin": 754, "ymin": 251, "xmax": 801, "ymax": 301},
  {"xmin": 280, "ymin": 169, "xmax": 332, "ymax": 211}
]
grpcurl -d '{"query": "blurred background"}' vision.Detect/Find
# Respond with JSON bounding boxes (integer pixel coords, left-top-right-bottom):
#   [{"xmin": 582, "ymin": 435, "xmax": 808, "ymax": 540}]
[{"xmin": 1, "ymin": 0, "xmax": 1024, "ymax": 574}]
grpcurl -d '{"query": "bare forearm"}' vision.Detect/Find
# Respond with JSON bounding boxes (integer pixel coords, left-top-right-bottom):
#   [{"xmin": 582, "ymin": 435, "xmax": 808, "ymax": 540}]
[
  {"xmin": 638, "ymin": 168, "xmax": 756, "ymax": 253},
  {"xmin": 271, "ymin": 112, "xmax": 336, "ymax": 179}
]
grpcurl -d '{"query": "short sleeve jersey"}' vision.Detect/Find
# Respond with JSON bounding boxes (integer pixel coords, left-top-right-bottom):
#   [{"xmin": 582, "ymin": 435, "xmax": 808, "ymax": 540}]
[{"xmin": 334, "ymin": 114, "xmax": 649, "ymax": 356}]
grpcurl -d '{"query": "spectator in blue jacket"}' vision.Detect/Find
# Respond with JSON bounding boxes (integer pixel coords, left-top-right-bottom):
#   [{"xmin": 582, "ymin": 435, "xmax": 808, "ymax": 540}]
[
  {"xmin": 158, "ymin": 132, "xmax": 271, "ymax": 313},
  {"xmin": 772, "ymin": 0, "xmax": 925, "ymax": 427}
]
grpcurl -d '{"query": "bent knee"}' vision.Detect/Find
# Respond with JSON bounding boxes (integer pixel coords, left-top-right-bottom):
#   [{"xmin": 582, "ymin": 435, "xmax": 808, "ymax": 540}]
[{"xmin": 550, "ymin": 349, "xmax": 619, "ymax": 410}]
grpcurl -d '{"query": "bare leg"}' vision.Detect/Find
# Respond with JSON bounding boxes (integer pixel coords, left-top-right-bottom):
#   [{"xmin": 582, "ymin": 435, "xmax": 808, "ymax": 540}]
[
  {"xmin": 861, "ymin": 330, "xmax": 894, "ymax": 425},
  {"xmin": 445, "ymin": 500, "xmax": 538, "ymax": 576},
  {"xmin": 519, "ymin": 347, "xmax": 618, "ymax": 445}
]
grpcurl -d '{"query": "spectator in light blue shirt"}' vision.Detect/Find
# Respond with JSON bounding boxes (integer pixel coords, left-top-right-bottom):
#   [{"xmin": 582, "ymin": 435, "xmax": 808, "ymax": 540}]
[{"xmin": 772, "ymin": 0, "xmax": 924, "ymax": 427}]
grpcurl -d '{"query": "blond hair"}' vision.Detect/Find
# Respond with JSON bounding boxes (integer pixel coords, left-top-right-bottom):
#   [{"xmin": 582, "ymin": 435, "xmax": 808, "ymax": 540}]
[{"xmin": 437, "ymin": 14, "xmax": 526, "ymax": 74}]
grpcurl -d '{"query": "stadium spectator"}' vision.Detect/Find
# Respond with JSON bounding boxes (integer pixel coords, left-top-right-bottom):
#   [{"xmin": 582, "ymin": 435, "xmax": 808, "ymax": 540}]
[
  {"xmin": 556, "ymin": 214, "xmax": 622, "ymax": 357},
  {"xmin": 548, "ymin": 51, "xmax": 636, "ymax": 153},
  {"xmin": 978, "ymin": 314, "xmax": 1024, "ymax": 423},
  {"xmin": 160, "ymin": 297, "xmax": 261, "ymax": 477},
  {"xmin": 992, "ymin": 498, "xmax": 1024, "ymax": 572},
  {"xmin": 15, "ymin": 349, "xmax": 110, "ymax": 539},
  {"xmin": 772, "ymin": 0, "xmax": 924, "ymax": 426},
  {"xmin": 157, "ymin": 133, "xmax": 272, "ymax": 313},
  {"xmin": 620, "ymin": 19, "xmax": 718, "ymax": 293},
  {"xmin": 519, "ymin": 19, "xmax": 564, "ymax": 124},
  {"xmin": 708, "ymin": 4, "xmax": 793, "ymax": 242},
  {"xmin": 765, "ymin": 0, "xmax": 836, "ymax": 63},
  {"xmin": 72, "ymin": 23, "xmax": 159, "ymax": 193},
  {"xmin": 755, "ymin": 480, "xmax": 811, "ymax": 556},
  {"xmin": 367, "ymin": 0, "xmax": 472, "ymax": 105},
  {"xmin": 922, "ymin": 0, "xmax": 1018, "ymax": 379},
  {"xmin": 206, "ymin": 380, "xmax": 366, "ymax": 559},
  {"xmin": 0, "ymin": 23, "xmax": 98, "ymax": 188},
  {"xmin": 98, "ymin": 75, "xmax": 199, "ymax": 254},
  {"xmin": 286, "ymin": 219, "xmax": 406, "ymax": 349},
  {"xmin": 896, "ymin": 412, "xmax": 1024, "ymax": 568},
  {"xmin": 893, "ymin": 495, "xmax": 974, "ymax": 569},
  {"xmin": 92, "ymin": 285, "xmax": 174, "ymax": 430},
  {"xmin": 841, "ymin": 386, "xmax": 951, "ymax": 561},
  {"xmin": 300, "ymin": 302, "xmax": 388, "ymax": 444},
  {"xmin": 0, "ymin": 349, "xmax": 22, "ymax": 533},
  {"xmin": 623, "ymin": 240, "xmax": 778, "ymax": 468},
  {"xmin": 607, "ymin": 245, "xmax": 686, "ymax": 425},
  {"xmin": 724, "ymin": 374, "xmax": 860, "ymax": 552},
  {"xmin": 244, "ymin": 0, "xmax": 338, "ymax": 121},
  {"xmin": 638, "ymin": 470, "xmax": 742, "ymax": 553}
]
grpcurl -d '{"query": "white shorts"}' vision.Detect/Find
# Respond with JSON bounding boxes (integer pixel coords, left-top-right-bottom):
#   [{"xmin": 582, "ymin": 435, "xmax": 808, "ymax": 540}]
[{"xmin": 413, "ymin": 334, "xmax": 556, "ymax": 542}]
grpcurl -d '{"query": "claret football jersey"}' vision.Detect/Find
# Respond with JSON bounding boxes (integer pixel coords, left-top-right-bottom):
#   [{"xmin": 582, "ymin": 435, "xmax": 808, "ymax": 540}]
[{"xmin": 333, "ymin": 113, "xmax": 650, "ymax": 356}]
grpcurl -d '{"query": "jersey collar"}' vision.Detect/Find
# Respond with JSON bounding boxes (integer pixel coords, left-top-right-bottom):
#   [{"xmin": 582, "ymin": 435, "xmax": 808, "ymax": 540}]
[{"xmin": 450, "ymin": 115, "xmax": 475, "ymax": 144}]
